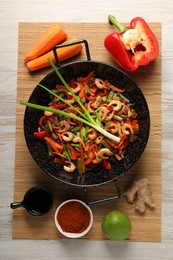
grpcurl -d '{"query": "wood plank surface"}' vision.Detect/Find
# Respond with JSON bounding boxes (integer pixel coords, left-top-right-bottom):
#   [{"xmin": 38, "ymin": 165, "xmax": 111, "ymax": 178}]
[{"xmin": 12, "ymin": 22, "xmax": 161, "ymax": 241}]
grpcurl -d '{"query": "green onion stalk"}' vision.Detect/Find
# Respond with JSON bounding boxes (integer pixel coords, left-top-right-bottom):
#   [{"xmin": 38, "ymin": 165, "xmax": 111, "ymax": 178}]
[{"xmin": 20, "ymin": 58, "xmax": 121, "ymax": 143}]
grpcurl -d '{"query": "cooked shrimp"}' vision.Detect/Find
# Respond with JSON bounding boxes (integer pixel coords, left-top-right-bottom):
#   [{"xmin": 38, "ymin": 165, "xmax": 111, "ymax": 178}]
[
  {"xmin": 104, "ymin": 110, "xmax": 115, "ymax": 121},
  {"xmin": 73, "ymin": 136, "xmax": 85, "ymax": 148},
  {"xmin": 98, "ymin": 106, "xmax": 109, "ymax": 121},
  {"xmin": 95, "ymin": 135, "xmax": 103, "ymax": 144},
  {"xmin": 57, "ymin": 121, "xmax": 70, "ymax": 133},
  {"xmin": 95, "ymin": 78, "xmax": 106, "ymax": 89},
  {"xmin": 91, "ymin": 96, "xmax": 102, "ymax": 108},
  {"xmin": 61, "ymin": 131, "xmax": 74, "ymax": 142},
  {"xmin": 67, "ymin": 96, "xmax": 76, "ymax": 104},
  {"xmin": 108, "ymin": 122, "xmax": 119, "ymax": 134},
  {"xmin": 86, "ymin": 101, "xmax": 94, "ymax": 113},
  {"xmin": 121, "ymin": 123, "xmax": 133, "ymax": 135},
  {"xmin": 97, "ymin": 148, "xmax": 113, "ymax": 159},
  {"xmin": 108, "ymin": 100, "xmax": 122, "ymax": 111},
  {"xmin": 63, "ymin": 161, "xmax": 76, "ymax": 172},
  {"xmin": 73, "ymin": 82, "xmax": 82, "ymax": 93},
  {"xmin": 87, "ymin": 128, "xmax": 97, "ymax": 140},
  {"xmin": 44, "ymin": 111, "xmax": 53, "ymax": 116}
]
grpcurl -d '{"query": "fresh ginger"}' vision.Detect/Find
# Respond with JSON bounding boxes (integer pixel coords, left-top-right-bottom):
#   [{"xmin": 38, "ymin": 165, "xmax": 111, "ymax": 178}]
[{"xmin": 124, "ymin": 178, "xmax": 155, "ymax": 214}]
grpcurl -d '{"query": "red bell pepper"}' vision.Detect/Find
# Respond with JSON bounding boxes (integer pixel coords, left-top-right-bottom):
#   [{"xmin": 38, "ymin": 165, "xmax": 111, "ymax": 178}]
[
  {"xmin": 104, "ymin": 15, "xmax": 159, "ymax": 71},
  {"xmin": 33, "ymin": 130, "xmax": 47, "ymax": 139}
]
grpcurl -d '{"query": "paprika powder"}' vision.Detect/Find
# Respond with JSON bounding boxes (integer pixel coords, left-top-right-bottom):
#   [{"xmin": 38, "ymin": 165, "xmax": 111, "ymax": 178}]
[
  {"xmin": 57, "ymin": 200, "xmax": 91, "ymax": 233},
  {"xmin": 104, "ymin": 15, "xmax": 159, "ymax": 71}
]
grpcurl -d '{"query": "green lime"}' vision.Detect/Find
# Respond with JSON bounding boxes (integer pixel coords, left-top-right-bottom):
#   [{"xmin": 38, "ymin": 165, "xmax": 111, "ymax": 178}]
[{"xmin": 101, "ymin": 210, "xmax": 131, "ymax": 241}]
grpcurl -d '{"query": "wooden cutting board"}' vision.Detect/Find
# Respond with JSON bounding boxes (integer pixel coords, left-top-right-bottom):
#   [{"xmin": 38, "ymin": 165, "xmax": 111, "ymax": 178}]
[{"xmin": 12, "ymin": 22, "xmax": 161, "ymax": 241}]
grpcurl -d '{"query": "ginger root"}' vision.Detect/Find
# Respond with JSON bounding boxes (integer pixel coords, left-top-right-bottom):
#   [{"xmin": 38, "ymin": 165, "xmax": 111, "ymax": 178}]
[{"xmin": 124, "ymin": 178, "xmax": 155, "ymax": 214}]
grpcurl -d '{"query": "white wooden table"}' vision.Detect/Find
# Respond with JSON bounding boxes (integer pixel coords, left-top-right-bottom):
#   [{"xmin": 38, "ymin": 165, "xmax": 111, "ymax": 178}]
[{"xmin": 0, "ymin": 1, "xmax": 173, "ymax": 259}]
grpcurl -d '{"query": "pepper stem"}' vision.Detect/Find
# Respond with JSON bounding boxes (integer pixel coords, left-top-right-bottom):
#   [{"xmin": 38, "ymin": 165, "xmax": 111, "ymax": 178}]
[{"xmin": 108, "ymin": 15, "xmax": 128, "ymax": 34}]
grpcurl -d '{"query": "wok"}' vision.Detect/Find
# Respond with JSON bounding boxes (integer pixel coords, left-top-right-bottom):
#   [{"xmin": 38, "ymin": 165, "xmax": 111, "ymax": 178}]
[{"xmin": 23, "ymin": 40, "xmax": 150, "ymax": 205}]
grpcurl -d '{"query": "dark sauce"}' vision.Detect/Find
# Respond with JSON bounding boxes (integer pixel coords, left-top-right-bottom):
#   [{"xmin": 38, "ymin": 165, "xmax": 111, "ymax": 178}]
[{"xmin": 25, "ymin": 189, "xmax": 52, "ymax": 214}]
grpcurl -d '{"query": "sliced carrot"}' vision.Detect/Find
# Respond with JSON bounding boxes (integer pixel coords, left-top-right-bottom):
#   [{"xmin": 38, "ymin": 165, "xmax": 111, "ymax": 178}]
[
  {"xmin": 114, "ymin": 153, "xmax": 122, "ymax": 161},
  {"xmin": 26, "ymin": 38, "xmax": 83, "ymax": 71},
  {"xmin": 24, "ymin": 24, "xmax": 67, "ymax": 62},
  {"xmin": 44, "ymin": 136, "xmax": 63, "ymax": 152}
]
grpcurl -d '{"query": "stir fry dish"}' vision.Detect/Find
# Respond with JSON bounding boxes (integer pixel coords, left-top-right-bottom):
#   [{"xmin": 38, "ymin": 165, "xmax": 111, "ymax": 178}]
[{"xmin": 31, "ymin": 70, "xmax": 139, "ymax": 175}]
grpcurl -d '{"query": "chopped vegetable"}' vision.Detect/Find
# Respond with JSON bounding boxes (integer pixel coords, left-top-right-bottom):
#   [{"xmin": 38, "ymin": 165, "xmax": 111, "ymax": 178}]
[
  {"xmin": 26, "ymin": 38, "xmax": 83, "ymax": 71},
  {"xmin": 24, "ymin": 23, "xmax": 67, "ymax": 62},
  {"xmin": 104, "ymin": 15, "xmax": 159, "ymax": 71}
]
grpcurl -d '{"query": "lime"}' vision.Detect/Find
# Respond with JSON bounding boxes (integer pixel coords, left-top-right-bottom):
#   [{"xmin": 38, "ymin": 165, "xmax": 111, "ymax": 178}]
[{"xmin": 101, "ymin": 210, "xmax": 131, "ymax": 241}]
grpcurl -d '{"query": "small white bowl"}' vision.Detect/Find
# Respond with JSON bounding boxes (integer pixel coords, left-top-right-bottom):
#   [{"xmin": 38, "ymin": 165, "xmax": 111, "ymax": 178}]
[{"xmin": 54, "ymin": 199, "xmax": 93, "ymax": 238}]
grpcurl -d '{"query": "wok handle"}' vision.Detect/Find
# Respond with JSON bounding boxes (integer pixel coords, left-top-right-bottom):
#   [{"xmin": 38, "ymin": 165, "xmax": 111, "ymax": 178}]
[
  {"xmin": 53, "ymin": 39, "xmax": 91, "ymax": 67},
  {"xmin": 83, "ymin": 179, "xmax": 121, "ymax": 206}
]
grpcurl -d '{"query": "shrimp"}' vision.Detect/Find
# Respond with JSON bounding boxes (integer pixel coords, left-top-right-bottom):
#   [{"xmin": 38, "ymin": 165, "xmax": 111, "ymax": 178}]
[
  {"xmin": 73, "ymin": 82, "xmax": 82, "ymax": 93},
  {"xmin": 97, "ymin": 148, "xmax": 113, "ymax": 160},
  {"xmin": 98, "ymin": 106, "xmax": 109, "ymax": 121},
  {"xmin": 95, "ymin": 135, "xmax": 103, "ymax": 144},
  {"xmin": 91, "ymin": 96, "xmax": 102, "ymax": 108},
  {"xmin": 56, "ymin": 120, "xmax": 70, "ymax": 133},
  {"xmin": 104, "ymin": 110, "xmax": 115, "ymax": 121},
  {"xmin": 108, "ymin": 100, "xmax": 122, "ymax": 111},
  {"xmin": 44, "ymin": 111, "xmax": 53, "ymax": 117},
  {"xmin": 95, "ymin": 78, "xmax": 106, "ymax": 89},
  {"xmin": 73, "ymin": 136, "xmax": 85, "ymax": 148},
  {"xmin": 87, "ymin": 128, "xmax": 97, "ymax": 140},
  {"xmin": 61, "ymin": 131, "xmax": 74, "ymax": 142},
  {"xmin": 108, "ymin": 122, "xmax": 119, "ymax": 134},
  {"xmin": 121, "ymin": 123, "xmax": 133, "ymax": 135},
  {"xmin": 67, "ymin": 96, "xmax": 76, "ymax": 104},
  {"xmin": 63, "ymin": 161, "xmax": 76, "ymax": 172}
]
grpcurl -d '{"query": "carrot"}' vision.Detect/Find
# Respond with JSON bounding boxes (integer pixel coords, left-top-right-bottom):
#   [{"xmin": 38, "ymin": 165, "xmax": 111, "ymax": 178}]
[
  {"xmin": 44, "ymin": 136, "xmax": 63, "ymax": 152},
  {"xmin": 24, "ymin": 23, "xmax": 67, "ymax": 62},
  {"xmin": 26, "ymin": 38, "xmax": 83, "ymax": 71}
]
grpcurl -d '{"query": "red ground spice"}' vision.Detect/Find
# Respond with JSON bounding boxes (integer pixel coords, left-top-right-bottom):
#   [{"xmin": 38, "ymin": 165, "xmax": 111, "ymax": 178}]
[{"xmin": 57, "ymin": 201, "xmax": 90, "ymax": 233}]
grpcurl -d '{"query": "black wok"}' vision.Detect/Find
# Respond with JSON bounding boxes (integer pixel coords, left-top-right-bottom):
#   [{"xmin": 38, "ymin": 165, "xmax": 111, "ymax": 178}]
[{"xmin": 23, "ymin": 40, "xmax": 150, "ymax": 205}]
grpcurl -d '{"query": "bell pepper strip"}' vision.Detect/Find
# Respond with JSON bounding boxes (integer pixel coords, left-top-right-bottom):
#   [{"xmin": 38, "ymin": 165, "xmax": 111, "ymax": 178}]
[
  {"xmin": 102, "ymin": 159, "xmax": 112, "ymax": 170},
  {"xmin": 104, "ymin": 80, "xmax": 125, "ymax": 93},
  {"xmin": 104, "ymin": 15, "xmax": 159, "ymax": 71},
  {"xmin": 33, "ymin": 130, "xmax": 47, "ymax": 139},
  {"xmin": 67, "ymin": 144, "xmax": 79, "ymax": 160}
]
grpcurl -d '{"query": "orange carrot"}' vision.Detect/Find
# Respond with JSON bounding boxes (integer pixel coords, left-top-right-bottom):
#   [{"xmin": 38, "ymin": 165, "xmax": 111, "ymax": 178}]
[
  {"xmin": 44, "ymin": 136, "xmax": 63, "ymax": 152},
  {"xmin": 26, "ymin": 38, "xmax": 83, "ymax": 71},
  {"xmin": 24, "ymin": 23, "xmax": 67, "ymax": 62}
]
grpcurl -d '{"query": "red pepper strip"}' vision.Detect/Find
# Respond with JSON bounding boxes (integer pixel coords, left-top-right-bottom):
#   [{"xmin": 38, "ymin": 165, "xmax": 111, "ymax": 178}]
[
  {"xmin": 67, "ymin": 144, "xmax": 79, "ymax": 160},
  {"xmin": 49, "ymin": 102, "xmax": 67, "ymax": 110},
  {"xmin": 102, "ymin": 160, "xmax": 112, "ymax": 170},
  {"xmin": 85, "ymin": 151, "xmax": 95, "ymax": 165},
  {"xmin": 104, "ymin": 80, "xmax": 125, "ymax": 93},
  {"xmin": 33, "ymin": 130, "xmax": 47, "ymax": 139},
  {"xmin": 77, "ymin": 71, "xmax": 95, "ymax": 82},
  {"xmin": 104, "ymin": 15, "xmax": 159, "ymax": 71},
  {"xmin": 79, "ymin": 82, "xmax": 86, "ymax": 99}
]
